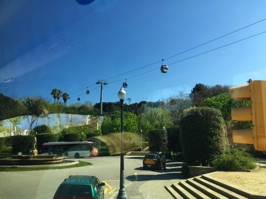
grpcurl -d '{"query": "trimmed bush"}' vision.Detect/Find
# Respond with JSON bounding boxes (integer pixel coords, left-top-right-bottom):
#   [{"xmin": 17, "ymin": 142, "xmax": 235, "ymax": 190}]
[
  {"xmin": 0, "ymin": 137, "xmax": 12, "ymax": 154},
  {"xmin": 62, "ymin": 125, "xmax": 91, "ymax": 134},
  {"xmin": 212, "ymin": 147, "xmax": 256, "ymax": 171},
  {"xmin": 59, "ymin": 133, "xmax": 80, "ymax": 141},
  {"xmin": 87, "ymin": 131, "xmax": 102, "ymax": 139},
  {"xmin": 149, "ymin": 130, "xmax": 160, "ymax": 152},
  {"xmin": 37, "ymin": 133, "xmax": 58, "ymax": 151},
  {"xmin": 0, "ymin": 138, "xmax": 4, "ymax": 151},
  {"xmin": 30, "ymin": 125, "xmax": 52, "ymax": 135},
  {"xmin": 167, "ymin": 127, "xmax": 182, "ymax": 153},
  {"xmin": 11, "ymin": 135, "xmax": 34, "ymax": 154},
  {"xmin": 180, "ymin": 107, "xmax": 228, "ymax": 166},
  {"xmin": 59, "ymin": 126, "xmax": 88, "ymax": 141},
  {"xmin": 149, "ymin": 129, "xmax": 168, "ymax": 153},
  {"xmin": 181, "ymin": 163, "xmax": 190, "ymax": 178}
]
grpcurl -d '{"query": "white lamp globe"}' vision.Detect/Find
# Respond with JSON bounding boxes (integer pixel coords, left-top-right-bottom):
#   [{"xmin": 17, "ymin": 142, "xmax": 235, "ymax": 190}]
[{"xmin": 118, "ymin": 87, "xmax": 126, "ymax": 100}]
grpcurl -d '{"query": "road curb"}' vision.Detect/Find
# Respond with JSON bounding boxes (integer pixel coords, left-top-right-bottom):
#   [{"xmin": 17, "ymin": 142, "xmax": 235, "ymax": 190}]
[{"xmin": 0, "ymin": 160, "xmax": 79, "ymax": 168}]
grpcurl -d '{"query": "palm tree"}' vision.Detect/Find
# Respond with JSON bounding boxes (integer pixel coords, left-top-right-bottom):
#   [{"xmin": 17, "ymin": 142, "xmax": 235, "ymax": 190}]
[
  {"xmin": 56, "ymin": 90, "xmax": 62, "ymax": 104},
  {"xmin": 62, "ymin": 93, "xmax": 70, "ymax": 105},
  {"xmin": 51, "ymin": 89, "xmax": 63, "ymax": 104},
  {"xmin": 51, "ymin": 89, "xmax": 58, "ymax": 104}
]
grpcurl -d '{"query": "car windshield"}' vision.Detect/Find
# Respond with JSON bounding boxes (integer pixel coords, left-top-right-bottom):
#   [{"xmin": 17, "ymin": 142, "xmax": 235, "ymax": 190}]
[
  {"xmin": 1, "ymin": 1, "xmax": 266, "ymax": 199},
  {"xmin": 54, "ymin": 184, "xmax": 92, "ymax": 197},
  {"xmin": 145, "ymin": 154, "xmax": 158, "ymax": 158}
]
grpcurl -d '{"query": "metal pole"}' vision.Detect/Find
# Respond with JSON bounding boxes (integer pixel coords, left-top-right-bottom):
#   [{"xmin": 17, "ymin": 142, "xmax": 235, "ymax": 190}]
[
  {"xmin": 100, "ymin": 83, "xmax": 103, "ymax": 115},
  {"xmin": 117, "ymin": 99, "xmax": 127, "ymax": 199},
  {"xmin": 141, "ymin": 129, "xmax": 142, "ymax": 151},
  {"xmin": 96, "ymin": 80, "xmax": 108, "ymax": 116}
]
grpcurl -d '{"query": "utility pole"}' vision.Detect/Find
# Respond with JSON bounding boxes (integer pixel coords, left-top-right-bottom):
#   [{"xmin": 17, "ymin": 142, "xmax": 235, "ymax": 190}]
[
  {"xmin": 127, "ymin": 98, "xmax": 132, "ymax": 105},
  {"xmin": 96, "ymin": 80, "xmax": 108, "ymax": 116}
]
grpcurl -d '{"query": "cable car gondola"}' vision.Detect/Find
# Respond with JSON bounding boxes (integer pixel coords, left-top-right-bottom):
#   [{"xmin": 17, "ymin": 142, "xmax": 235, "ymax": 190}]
[
  {"xmin": 77, "ymin": 97, "xmax": 80, "ymax": 101},
  {"xmin": 160, "ymin": 59, "xmax": 168, "ymax": 73},
  {"xmin": 123, "ymin": 82, "xmax": 128, "ymax": 88},
  {"xmin": 86, "ymin": 90, "xmax": 90, "ymax": 95},
  {"xmin": 161, "ymin": 65, "xmax": 168, "ymax": 73}
]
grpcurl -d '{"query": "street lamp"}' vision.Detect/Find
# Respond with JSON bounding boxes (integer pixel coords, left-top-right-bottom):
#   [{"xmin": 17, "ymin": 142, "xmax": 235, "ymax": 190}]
[
  {"xmin": 162, "ymin": 127, "xmax": 166, "ymax": 155},
  {"xmin": 117, "ymin": 87, "xmax": 128, "ymax": 199}
]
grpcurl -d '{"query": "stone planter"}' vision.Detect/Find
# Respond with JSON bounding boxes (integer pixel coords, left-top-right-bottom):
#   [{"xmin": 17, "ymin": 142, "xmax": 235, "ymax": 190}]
[
  {"xmin": 188, "ymin": 166, "xmax": 216, "ymax": 177},
  {"xmin": 0, "ymin": 155, "xmax": 64, "ymax": 165}
]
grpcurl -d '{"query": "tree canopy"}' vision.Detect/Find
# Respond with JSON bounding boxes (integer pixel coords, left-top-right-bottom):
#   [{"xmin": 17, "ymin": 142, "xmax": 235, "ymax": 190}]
[{"xmin": 190, "ymin": 84, "xmax": 230, "ymax": 107}]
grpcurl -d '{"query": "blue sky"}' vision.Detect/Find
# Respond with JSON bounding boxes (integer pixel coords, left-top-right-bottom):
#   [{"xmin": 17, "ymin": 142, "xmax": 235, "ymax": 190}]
[{"xmin": 0, "ymin": 0, "xmax": 266, "ymax": 106}]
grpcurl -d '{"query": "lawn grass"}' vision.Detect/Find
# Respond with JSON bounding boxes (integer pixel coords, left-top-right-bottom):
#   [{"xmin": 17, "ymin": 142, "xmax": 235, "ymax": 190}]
[{"xmin": 0, "ymin": 161, "xmax": 92, "ymax": 172}]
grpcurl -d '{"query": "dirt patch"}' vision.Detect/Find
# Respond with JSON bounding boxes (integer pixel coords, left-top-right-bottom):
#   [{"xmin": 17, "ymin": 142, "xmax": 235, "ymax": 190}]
[{"xmin": 207, "ymin": 167, "xmax": 266, "ymax": 195}]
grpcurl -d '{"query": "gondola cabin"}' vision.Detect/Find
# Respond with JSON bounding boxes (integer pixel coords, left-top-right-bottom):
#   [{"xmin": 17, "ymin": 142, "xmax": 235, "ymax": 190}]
[
  {"xmin": 123, "ymin": 82, "xmax": 128, "ymax": 88},
  {"xmin": 86, "ymin": 90, "xmax": 90, "ymax": 95},
  {"xmin": 161, "ymin": 65, "xmax": 168, "ymax": 73}
]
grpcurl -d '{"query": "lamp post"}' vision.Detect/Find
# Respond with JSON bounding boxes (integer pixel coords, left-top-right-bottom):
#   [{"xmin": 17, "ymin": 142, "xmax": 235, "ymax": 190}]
[
  {"xmin": 162, "ymin": 127, "xmax": 166, "ymax": 156},
  {"xmin": 117, "ymin": 87, "xmax": 128, "ymax": 199}
]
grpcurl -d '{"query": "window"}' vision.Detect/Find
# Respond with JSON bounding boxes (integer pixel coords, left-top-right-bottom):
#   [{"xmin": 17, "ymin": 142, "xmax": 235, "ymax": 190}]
[{"xmin": 54, "ymin": 184, "xmax": 92, "ymax": 197}]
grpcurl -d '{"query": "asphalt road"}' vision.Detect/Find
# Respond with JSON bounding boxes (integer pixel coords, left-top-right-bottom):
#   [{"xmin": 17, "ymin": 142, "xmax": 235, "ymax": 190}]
[{"xmin": 0, "ymin": 156, "xmax": 184, "ymax": 199}]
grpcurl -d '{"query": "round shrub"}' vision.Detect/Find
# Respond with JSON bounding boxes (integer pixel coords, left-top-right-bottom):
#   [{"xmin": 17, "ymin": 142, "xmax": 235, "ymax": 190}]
[
  {"xmin": 180, "ymin": 107, "xmax": 228, "ymax": 166},
  {"xmin": 30, "ymin": 125, "xmax": 52, "ymax": 135}
]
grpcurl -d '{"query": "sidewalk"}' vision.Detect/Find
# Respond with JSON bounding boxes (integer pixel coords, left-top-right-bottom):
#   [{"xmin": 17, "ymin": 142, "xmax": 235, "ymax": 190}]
[
  {"xmin": 109, "ymin": 160, "xmax": 183, "ymax": 199},
  {"xmin": 138, "ymin": 178, "xmax": 178, "ymax": 199},
  {"xmin": 109, "ymin": 179, "xmax": 176, "ymax": 199}
]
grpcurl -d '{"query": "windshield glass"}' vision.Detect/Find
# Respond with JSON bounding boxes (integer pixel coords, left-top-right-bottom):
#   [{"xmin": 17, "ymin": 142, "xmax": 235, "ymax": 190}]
[
  {"xmin": 54, "ymin": 184, "xmax": 92, "ymax": 197},
  {"xmin": 1, "ymin": 1, "xmax": 266, "ymax": 199}
]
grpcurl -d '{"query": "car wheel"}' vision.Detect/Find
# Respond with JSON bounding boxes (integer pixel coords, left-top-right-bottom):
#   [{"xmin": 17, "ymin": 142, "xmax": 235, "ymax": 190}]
[{"xmin": 74, "ymin": 153, "xmax": 80, "ymax": 158}]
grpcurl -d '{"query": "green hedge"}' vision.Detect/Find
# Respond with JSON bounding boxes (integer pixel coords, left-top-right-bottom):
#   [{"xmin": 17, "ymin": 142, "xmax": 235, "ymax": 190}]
[
  {"xmin": 167, "ymin": 127, "xmax": 182, "ymax": 153},
  {"xmin": 37, "ymin": 133, "xmax": 58, "ymax": 151},
  {"xmin": 149, "ymin": 130, "xmax": 160, "ymax": 152},
  {"xmin": 11, "ymin": 135, "xmax": 34, "ymax": 154},
  {"xmin": 212, "ymin": 147, "xmax": 256, "ymax": 171},
  {"xmin": 180, "ymin": 107, "xmax": 229, "ymax": 166},
  {"xmin": 30, "ymin": 125, "xmax": 52, "ymax": 135},
  {"xmin": 59, "ymin": 126, "xmax": 88, "ymax": 141},
  {"xmin": 149, "ymin": 129, "xmax": 168, "ymax": 153},
  {"xmin": 0, "ymin": 137, "xmax": 13, "ymax": 153},
  {"xmin": 59, "ymin": 133, "xmax": 81, "ymax": 141},
  {"xmin": 0, "ymin": 138, "xmax": 5, "ymax": 151}
]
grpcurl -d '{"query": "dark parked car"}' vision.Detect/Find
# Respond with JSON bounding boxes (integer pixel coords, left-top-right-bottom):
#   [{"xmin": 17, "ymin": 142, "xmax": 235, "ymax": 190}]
[
  {"xmin": 53, "ymin": 175, "xmax": 105, "ymax": 199},
  {"xmin": 143, "ymin": 153, "xmax": 162, "ymax": 170}
]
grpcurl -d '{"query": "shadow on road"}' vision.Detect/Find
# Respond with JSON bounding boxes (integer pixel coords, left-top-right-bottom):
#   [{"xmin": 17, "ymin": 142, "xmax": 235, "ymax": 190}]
[
  {"xmin": 125, "ymin": 156, "xmax": 144, "ymax": 160},
  {"xmin": 126, "ymin": 161, "xmax": 185, "ymax": 182}
]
